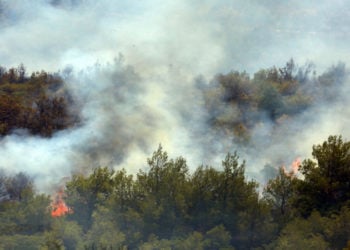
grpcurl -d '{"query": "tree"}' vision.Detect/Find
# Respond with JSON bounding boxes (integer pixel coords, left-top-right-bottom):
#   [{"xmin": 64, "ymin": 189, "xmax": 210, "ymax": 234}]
[
  {"xmin": 279, "ymin": 58, "xmax": 296, "ymax": 81},
  {"xmin": 326, "ymin": 206, "xmax": 350, "ymax": 249},
  {"xmin": 0, "ymin": 170, "xmax": 9, "ymax": 203},
  {"xmin": 29, "ymin": 96, "xmax": 71, "ymax": 137},
  {"xmin": 180, "ymin": 231, "xmax": 205, "ymax": 250},
  {"xmin": 136, "ymin": 145, "xmax": 191, "ymax": 238},
  {"xmin": 264, "ymin": 167, "xmax": 297, "ymax": 222},
  {"xmin": 0, "ymin": 66, "xmax": 6, "ymax": 83},
  {"xmin": 296, "ymin": 135, "xmax": 350, "ymax": 215},
  {"xmin": 17, "ymin": 63, "xmax": 26, "ymax": 83},
  {"xmin": 0, "ymin": 95, "xmax": 22, "ymax": 135},
  {"xmin": 215, "ymin": 71, "xmax": 251, "ymax": 105},
  {"xmin": 189, "ymin": 165, "xmax": 222, "ymax": 231},
  {"xmin": 203, "ymin": 225, "xmax": 233, "ymax": 250},
  {"xmin": 65, "ymin": 167, "xmax": 115, "ymax": 231},
  {"xmin": 189, "ymin": 153, "xmax": 269, "ymax": 249},
  {"xmin": 318, "ymin": 62, "xmax": 347, "ymax": 102},
  {"xmin": 266, "ymin": 211, "xmax": 336, "ymax": 250},
  {"xmin": 5, "ymin": 172, "xmax": 34, "ymax": 201},
  {"xmin": 0, "ymin": 192, "xmax": 51, "ymax": 235},
  {"xmin": 257, "ymin": 84, "xmax": 284, "ymax": 119},
  {"xmin": 0, "ymin": 234, "xmax": 46, "ymax": 250},
  {"xmin": 8, "ymin": 68, "xmax": 17, "ymax": 83},
  {"xmin": 219, "ymin": 153, "xmax": 260, "ymax": 239},
  {"xmin": 85, "ymin": 206, "xmax": 126, "ymax": 249},
  {"xmin": 109, "ymin": 169, "xmax": 143, "ymax": 247}
]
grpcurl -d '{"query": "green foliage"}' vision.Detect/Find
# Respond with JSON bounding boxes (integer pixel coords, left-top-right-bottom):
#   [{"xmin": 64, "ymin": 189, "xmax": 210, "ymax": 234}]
[
  {"xmin": 203, "ymin": 225, "xmax": 233, "ymax": 250},
  {"xmin": 85, "ymin": 206, "xmax": 126, "ymax": 249},
  {"xmin": 296, "ymin": 135, "xmax": 350, "ymax": 215},
  {"xmin": 327, "ymin": 206, "xmax": 350, "ymax": 249},
  {"xmin": 0, "ymin": 234, "xmax": 46, "ymax": 250},
  {"xmin": 3, "ymin": 136, "xmax": 350, "ymax": 249},
  {"xmin": 65, "ymin": 167, "xmax": 115, "ymax": 231},
  {"xmin": 136, "ymin": 145, "xmax": 191, "ymax": 238},
  {"xmin": 44, "ymin": 218, "xmax": 84, "ymax": 250},
  {"xmin": 0, "ymin": 193, "xmax": 52, "ymax": 235},
  {"xmin": 179, "ymin": 231, "xmax": 205, "ymax": 250},
  {"xmin": 266, "ymin": 210, "xmax": 341, "ymax": 250},
  {"xmin": 264, "ymin": 167, "xmax": 297, "ymax": 223}
]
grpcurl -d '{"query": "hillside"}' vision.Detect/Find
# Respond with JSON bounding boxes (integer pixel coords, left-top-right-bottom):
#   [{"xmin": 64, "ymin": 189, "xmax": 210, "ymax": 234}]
[{"xmin": 0, "ymin": 64, "xmax": 78, "ymax": 137}]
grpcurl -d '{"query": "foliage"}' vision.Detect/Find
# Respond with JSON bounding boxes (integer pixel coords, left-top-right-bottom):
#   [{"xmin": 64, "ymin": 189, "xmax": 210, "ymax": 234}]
[
  {"xmin": 0, "ymin": 61, "xmax": 350, "ymax": 249},
  {"xmin": 202, "ymin": 59, "xmax": 346, "ymax": 143},
  {"xmin": 0, "ymin": 234, "xmax": 46, "ymax": 250},
  {"xmin": 0, "ymin": 64, "xmax": 78, "ymax": 137},
  {"xmin": 1, "ymin": 136, "xmax": 350, "ymax": 249},
  {"xmin": 264, "ymin": 167, "xmax": 297, "ymax": 224},
  {"xmin": 295, "ymin": 135, "xmax": 350, "ymax": 216}
]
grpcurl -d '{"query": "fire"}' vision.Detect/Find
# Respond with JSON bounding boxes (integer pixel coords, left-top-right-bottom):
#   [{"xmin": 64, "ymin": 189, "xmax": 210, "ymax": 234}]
[
  {"xmin": 51, "ymin": 190, "xmax": 72, "ymax": 217},
  {"xmin": 291, "ymin": 157, "xmax": 301, "ymax": 174},
  {"xmin": 282, "ymin": 157, "xmax": 301, "ymax": 177}
]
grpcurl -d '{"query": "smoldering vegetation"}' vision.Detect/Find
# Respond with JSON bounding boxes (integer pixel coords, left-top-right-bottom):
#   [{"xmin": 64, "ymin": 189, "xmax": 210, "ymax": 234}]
[
  {"xmin": 1, "ymin": 0, "xmax": 350, "ymax": 248},
  {"xmin": 200, "ymin": 59, "xmax": 350, "ymax": 180},
  {"xmin": 0, "ymin": 57, "xmax": 348, "ymax": 192},
  {"xmin": 0, "ymin": 0, "xmax": 349, "ymax": 195}
]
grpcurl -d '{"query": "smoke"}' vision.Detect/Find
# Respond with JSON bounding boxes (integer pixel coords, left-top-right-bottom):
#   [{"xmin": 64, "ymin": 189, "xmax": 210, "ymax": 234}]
[{"xmin": 0, "ymin": 0, "xmax": 350, "ymax": 191}]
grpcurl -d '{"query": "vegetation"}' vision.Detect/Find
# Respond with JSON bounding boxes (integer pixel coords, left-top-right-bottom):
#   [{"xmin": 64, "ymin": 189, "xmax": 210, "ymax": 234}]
[
  {"xmin": 0, "ymin": 136, "xmax": 350, "ymax": 249},
  {"xmin": 0, "ymin": 64, "xmax": 78, "ymax": 137},
  {"xmin": 0, "ymin": 61, "xmax": 350, "ymax": 248},
  {"xmin": 202, "ymin": 59, "xmax": 346, "ymax": 143}
]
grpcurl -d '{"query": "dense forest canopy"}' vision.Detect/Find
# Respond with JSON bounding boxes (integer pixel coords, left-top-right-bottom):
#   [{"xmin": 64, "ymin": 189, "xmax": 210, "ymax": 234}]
[{"xmin": 1, "ymin": 136, "xmax": 350, "ymax": 249}]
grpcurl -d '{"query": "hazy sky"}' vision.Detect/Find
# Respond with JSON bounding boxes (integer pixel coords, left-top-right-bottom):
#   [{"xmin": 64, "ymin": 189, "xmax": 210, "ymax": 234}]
[
  {"xmin": 1, "ymin": 0, "xmax": 349, "ymax": 74},
  {"xmin": 1, "ymin": 0, "xmax": 350, "ymax": 191}
]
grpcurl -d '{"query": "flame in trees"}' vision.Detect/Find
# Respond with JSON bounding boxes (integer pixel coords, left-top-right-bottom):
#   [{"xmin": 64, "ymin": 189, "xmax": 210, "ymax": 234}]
[
  {"xmin": 51, "ymin": 189, "xmax": 72, "ymax": 217},
  {"xmin": 291, "ymin": 157, "xmax": 301, "ymax": 174},
  {"xmin": 282, "ymin": 157, "xmax": 301, "ymax": 177}
]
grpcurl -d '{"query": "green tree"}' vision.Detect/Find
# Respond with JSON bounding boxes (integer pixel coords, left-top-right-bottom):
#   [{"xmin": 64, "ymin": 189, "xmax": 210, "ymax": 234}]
[
  {"xmin": 136, "ymin": 145, "xmax": 191, "ymax": 239},
  {"xmin": 0, "ymin": 234, "xmax": 46, "ymax": 250},
  {"xmin": 65, "ymin": 167, "xmax": 115, "ymax": 231},
  {"xmin": 85, "ymin": 205, "xmax": 126, "ymax": 249},
  {"xmin": 109, "ymin": 169, "xmax": 143, "ymax": 247},
  {"xmin": 266, "ymin": 211, "xmax": 330, "ymax": 250},
  {"xmin": 325, "ymin": 206, "xmax": 350, "ymax": 249},
  {"xmin": 189, "ymin": 165, "xmax": 222, "ymax": 231},
  {"xmin": 264, "ymin": 167, "xmax": 297, "ymax": 223},
  {"xmin": 179, "ymin": 231, "xmax": 205, "ymax": 250},
  {"xmin": 296, "ymin": 135, "xmax": 350, "ymax": 215},
  {"xmin": 203, "ymin": 225, "xmax": 233, "ymax": 250},
  {"xmin": 44, "ymin": 218, "xmax": 84, "ymax": 250},
  {"xmin": 0, "ymin": 192, "xmax": 51, "ymax": 235},
  {"xmin": 219, "ymin": 153, "xmax": 262, "ymax": 245}
]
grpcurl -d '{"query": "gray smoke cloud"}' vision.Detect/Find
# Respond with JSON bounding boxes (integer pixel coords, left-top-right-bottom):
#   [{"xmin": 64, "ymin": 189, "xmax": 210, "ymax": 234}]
[{"xmin": 0, "ymin": 0, "xmax": 350, "ymax": 191}]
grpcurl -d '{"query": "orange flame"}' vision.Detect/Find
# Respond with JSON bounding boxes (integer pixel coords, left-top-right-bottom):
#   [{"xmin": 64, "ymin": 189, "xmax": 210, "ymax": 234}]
[
  {"xmin": 291, "ymin": 157, "xmax": 301, "ymax": 174},
  {"xmin": 51, "ymin": 190, "xmax": 72, "ymax": 217},
  {"xmin": 282, "ymin": 157, "xmax": 301, "ymax": 177}
]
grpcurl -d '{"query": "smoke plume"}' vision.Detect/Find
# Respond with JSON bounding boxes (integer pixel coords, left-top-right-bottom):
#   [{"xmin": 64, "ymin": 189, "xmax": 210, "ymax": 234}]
[{"xmin": 0, "ymin": 0, "xmax": 350, "ymax": 191}]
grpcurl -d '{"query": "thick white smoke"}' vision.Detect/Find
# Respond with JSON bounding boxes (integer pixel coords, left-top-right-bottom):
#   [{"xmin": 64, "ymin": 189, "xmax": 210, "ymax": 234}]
[{"xmin": 0, "ymin": 0, "xmax": 350, "ymax": 191}]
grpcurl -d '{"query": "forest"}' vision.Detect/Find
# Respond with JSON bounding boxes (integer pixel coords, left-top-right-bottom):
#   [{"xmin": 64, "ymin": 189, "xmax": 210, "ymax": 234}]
[{"xmin": 0, "ymin": 61, "xmax": 350, "ymax": 249}]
